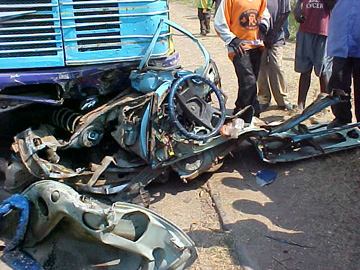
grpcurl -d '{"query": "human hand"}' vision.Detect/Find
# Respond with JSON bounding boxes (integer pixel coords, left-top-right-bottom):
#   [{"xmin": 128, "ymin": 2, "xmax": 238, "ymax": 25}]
[
  {"xmin": 264, "ymin": 39, "xmax": 272, "ymax": 49},
  {"xmin": 259, "ymin": 23, "xmax": 268, "ymax": 35},
  {"xmin": 294, "ymin": 1, "xmax": 305, "ymax": 23},
  {"xmin": 229, "ymin": 38, "xmax": 245, "ymax": 57},
  {"xmin": 258, "ymin": 23, "xmax": 268, "ymax": 40}
]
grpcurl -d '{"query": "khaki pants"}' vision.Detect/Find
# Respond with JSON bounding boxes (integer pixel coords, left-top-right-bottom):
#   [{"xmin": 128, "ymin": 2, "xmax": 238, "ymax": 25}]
[{"xmin": 258, "ymin": 46, "xmax": 288, "ymax": 106}]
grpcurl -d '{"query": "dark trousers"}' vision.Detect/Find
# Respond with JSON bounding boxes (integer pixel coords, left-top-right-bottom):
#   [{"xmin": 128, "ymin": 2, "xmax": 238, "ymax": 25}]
[
  {"xmin": 329, "ymin": 57, "xmax": 360, "ymax": 123},
  {"xmin": 214, "ymin": 0, "xmax": 221, "ymax": 14},
  {"xmin": 198, "ymin": 8, "xmax": 211, "ymax": 34},
  {"xmin": 232, "ymin": 47, "xmax": 262, "ymax": 116}
]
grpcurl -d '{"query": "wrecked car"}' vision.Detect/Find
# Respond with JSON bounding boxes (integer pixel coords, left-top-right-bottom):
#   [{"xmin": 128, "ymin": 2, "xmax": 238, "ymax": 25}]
[
  {"xmin": 1, "ymin": 0, "xmax": 360, "ymax": 208},
  {"xmin": 3, "ymin": 1, "xmax": 360, "ymax": 270},
  {"xmin": 0, "ymin": 10, "xmax": 231, "ymax": 205},
  {"xmin": 0, "ymin": 0, "xmax": 227, "ymax": 205}
]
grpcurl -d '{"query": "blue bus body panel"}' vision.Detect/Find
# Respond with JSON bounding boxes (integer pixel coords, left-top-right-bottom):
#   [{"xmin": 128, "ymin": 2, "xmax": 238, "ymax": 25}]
[
  {"xmin": 0, "ymin": 0, "xmax": 170, "ymax": 69},
  {"xmin": 60, "ymin": 0, "xmax": 170, "ymax": 65},
  {"xmin": 0, "ymin": 0, "xmax": 65, "ymax": 69}
]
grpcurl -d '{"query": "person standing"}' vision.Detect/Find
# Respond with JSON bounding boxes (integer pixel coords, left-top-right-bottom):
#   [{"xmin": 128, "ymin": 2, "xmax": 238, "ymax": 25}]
[
  {"xmin": 213, "ymin": 0, "xmax": 222, "ymax": 15},
  {"xmin": 258, "ymin": 0, "xmax": 293, "ymax": 112},
  {"xmin": 283, "ymin": 17, "xmax": 290, "ymax": 40},
  {"xmin": 326, "ymin": 0, "xmax": 360, "ymax": 128},
  {"xmin": 294, "ymin": 0, "xmax": 332, "ymax": 110},
  {"xmin": 214, "ymin": 0, "xmax": 270, "ymax": 116},
  {"xmin": 197, "ymin": 0, "xmax": 212, "ymax": 36}
]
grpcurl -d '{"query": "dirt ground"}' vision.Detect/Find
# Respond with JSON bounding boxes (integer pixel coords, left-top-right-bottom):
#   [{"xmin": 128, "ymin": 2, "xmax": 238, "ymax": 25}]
[
  {"xmin": 0, "ymin": 1, "xmax": 359, "ymax": 270},
  {"xmin": 149, "ymin": 1, "xmax": 360, "ymax": 270}
]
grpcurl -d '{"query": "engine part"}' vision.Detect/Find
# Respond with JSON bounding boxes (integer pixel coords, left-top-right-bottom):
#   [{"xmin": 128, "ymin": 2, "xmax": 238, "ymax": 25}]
[
  {"xmin": 78, "ymin": 125, "xmax": 104, "ymax": 147},
  {"xmin": 3, "ymin": 160, "xmax": 37, "ymax": 193},
  {"xmin": 51, "ymin": 108, "xmax": 82, "ymax": 133}
]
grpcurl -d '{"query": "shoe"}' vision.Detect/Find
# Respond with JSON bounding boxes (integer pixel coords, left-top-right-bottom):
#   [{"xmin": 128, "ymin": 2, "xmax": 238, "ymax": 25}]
[
  {"xmin": 327, "ymin": 119, "xmax": 349, "ymax": 129},
  {"xmin": 200, "ymin": 31, "xmax": 207, "ymax": 36},
  {"xmin": 278, "ymin": 103, "xmax": 296, "ymax": 111},
  {"xmin": 259, "ymin": 103, "xmax": 269, "ymax": 112}
]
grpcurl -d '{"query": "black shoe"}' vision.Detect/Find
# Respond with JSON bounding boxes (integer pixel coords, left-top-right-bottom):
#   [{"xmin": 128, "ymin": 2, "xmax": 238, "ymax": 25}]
[
  {"xmin": 278, "ymin": 103, "xmax": 296, "ymax": 111},
  {"xmin": 327, "ymin": 119, "xmax": 349, "ymax": 129},
  {"xmin": 200, "ymin": 31, "xmax": 207, "ymax": 36},
  {"xmin": 259, "ymin": 103, "xmax": 269, "ymax": 112}
]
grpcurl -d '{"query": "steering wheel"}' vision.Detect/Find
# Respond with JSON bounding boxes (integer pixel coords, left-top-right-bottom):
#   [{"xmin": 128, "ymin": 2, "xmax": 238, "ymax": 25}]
[{"xmin": 168, "ymin": 74, "xmax": 226, "ymax": 140}]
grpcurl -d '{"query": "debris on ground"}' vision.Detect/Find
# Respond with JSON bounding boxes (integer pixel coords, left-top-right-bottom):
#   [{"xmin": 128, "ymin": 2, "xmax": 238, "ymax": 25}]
[{"xmin": 255, "ymin": 170, "xmax": 278, "ymax": 187}]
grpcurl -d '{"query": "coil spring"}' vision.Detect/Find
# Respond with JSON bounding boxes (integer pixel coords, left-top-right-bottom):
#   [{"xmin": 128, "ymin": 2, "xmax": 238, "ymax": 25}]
[{"xmin": 51, "ymin": 108, "xmax": 82, "ymax": 133}]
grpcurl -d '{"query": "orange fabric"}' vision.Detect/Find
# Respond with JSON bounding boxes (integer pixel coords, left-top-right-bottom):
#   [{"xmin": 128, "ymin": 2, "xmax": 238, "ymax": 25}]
[{"xmin": 226, "ymin": 0, "xmax": 267, "ymax": 49}]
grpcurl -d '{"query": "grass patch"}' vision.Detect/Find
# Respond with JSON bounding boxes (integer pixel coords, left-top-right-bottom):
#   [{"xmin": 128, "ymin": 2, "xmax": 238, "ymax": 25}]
[{"xmin": 288, "ymin": 13, "xmax": 299, "ymax": 41}]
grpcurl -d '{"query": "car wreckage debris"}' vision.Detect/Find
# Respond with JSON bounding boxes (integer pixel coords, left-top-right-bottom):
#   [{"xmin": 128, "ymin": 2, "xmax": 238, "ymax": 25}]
[
  {"xmin": 0, "ymin": 181, "xmax": 197, "ymax": 270},
  {"xmin": 2, "ymin": 16, "xmax": 358, "ymax": 206},
  {"xmin": 2, "ymin": 15, "xmax": 360, "ymax": 270},
  {"xmin": 251, "ymin": 94, "xmax": 360, "ymax": 163},
  {"xmin": 0, "ymin": 19, "xmax": 238, "ymax": 206}
]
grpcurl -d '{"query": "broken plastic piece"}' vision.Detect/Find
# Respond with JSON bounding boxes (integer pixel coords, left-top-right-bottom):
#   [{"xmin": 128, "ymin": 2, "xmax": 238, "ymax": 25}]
[
  {"xmin": 220, "ymin": 118, "xmax": 245, "ymax": 138},
  {"xmin": 255, "ymin": 170, "xmax": 277, "ymax": 187}
]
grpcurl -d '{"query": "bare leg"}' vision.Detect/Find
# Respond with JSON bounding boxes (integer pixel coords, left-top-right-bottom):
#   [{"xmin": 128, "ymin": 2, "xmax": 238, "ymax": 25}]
[
  {"xmin": 319, "ymin": 73, "xmax": 329, "ymax": 93},
  {"xmin": 297, "ymin": 71, "xmax": 311, "ymax": 110},
  {"xmin": 352, "ymin": 58, "xmax": 360, "ymax": 122}
]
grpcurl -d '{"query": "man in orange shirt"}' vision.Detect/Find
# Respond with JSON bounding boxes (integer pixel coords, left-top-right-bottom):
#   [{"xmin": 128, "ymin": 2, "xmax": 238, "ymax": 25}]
[{"xmin": 214, "ymin": 0, "xmax": 270, "ymax": 116}]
